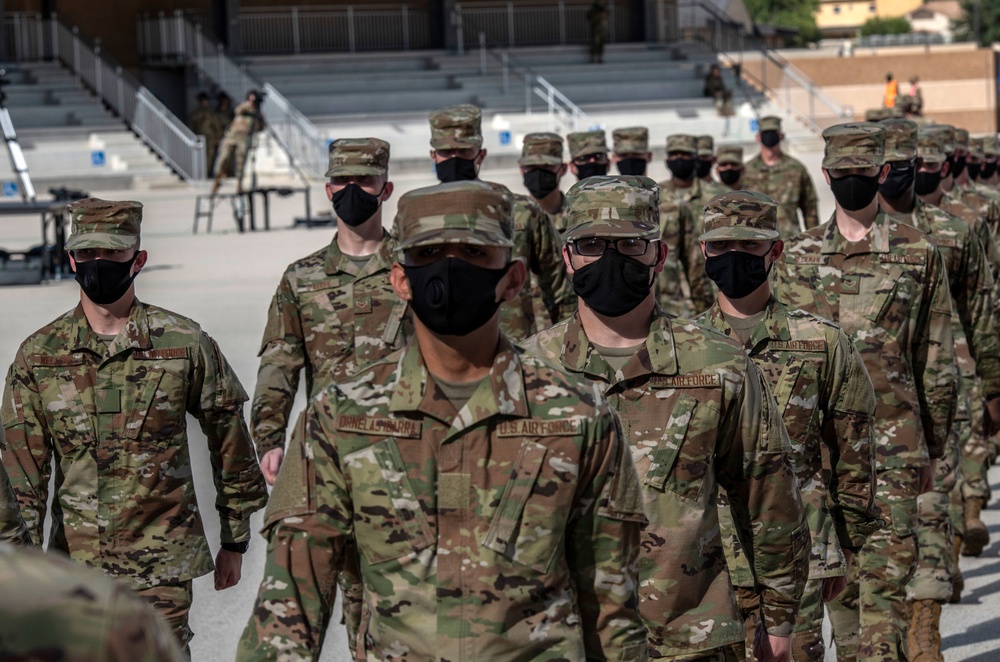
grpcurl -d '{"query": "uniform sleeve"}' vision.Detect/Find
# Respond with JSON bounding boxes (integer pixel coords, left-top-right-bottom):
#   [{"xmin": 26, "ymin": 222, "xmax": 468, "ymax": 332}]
[
  {"xmin": 717, "ymin": 360, "xmax": 808, "ymax": 636},
  {"xmin": 567, "ymin": 402, "xmax": 648, "ymax": 662},
  {"xmin": 0, "ymin": 460, "xmax": 30, "ymax": 546},
  {"xmin": 799, "ymin": 166, "xmax": 820, "ymax": 230},
  {"xmin": 529, "ymin": 204, "xmax": 576, "ymax": 324},
  {"xmin": 913, "ymin": 247, "xmax": 958, "ymax": 460},
  {"xmin": 0, "ymin": 350, "xmax": 51, "ymax": 546},
  {"xmin": 821, "ymin": 331, "xmax": 881, "ymax": 551},
  {"xmin": 251, "ymin": 271, "xmax": 306, "ymax": 456},
  {"xmin": 681, "ymin": 203, "xmax": 716, "ymax": 315},
  {"xmin": 958, "ymin": 233, "xmax": 1000, "ymax": 396},
  {"xmin": 237, "ymin": 397, "xmax": 349, "ymax": 661},
  {"xmin": 190, "ymin": 333, "xmax": 268, "ymax": 544},
  {"xmin": 105, "ymin": 582, "xmax": 187, "ymax": 662}
]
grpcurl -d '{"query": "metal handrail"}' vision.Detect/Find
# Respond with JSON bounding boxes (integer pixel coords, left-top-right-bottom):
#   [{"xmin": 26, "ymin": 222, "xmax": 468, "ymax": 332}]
[
  {"xmin": 2, "ymin": 13, "xmax": 206, "ymax": 180},
  {"xmin": 166, "ymin": 12, "xmax": 326, "ymax": 177}
]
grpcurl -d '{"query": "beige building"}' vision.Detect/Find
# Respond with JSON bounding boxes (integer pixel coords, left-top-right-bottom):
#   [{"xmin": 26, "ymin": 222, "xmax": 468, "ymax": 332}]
[{"xmin": 817, "ymin": 0, "xmax": 924, "ymax": 36}]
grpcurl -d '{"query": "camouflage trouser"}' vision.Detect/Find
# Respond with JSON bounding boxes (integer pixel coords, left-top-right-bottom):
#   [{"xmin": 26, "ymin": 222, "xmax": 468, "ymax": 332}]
[
  {"xmin": 137, "ymin": 579, "xmax": 193, "ymax": 658},
  {"xmin": 214, "ymin": 135, "xmax": 250, "ymax": 183},
  {"xmin": 827, "ymin": 468, "xmax": 917, "ymax": 662},
  {"xmin": 906, "ymin": 423, "xmax": 963, "ymax": 602},
  {"xmin": 963, "ymin": 383, "xmax": 991, "ymax": 501},
  {"xmin": 734, "ymin": 579, "xmax": 825, "ymax": 662}
]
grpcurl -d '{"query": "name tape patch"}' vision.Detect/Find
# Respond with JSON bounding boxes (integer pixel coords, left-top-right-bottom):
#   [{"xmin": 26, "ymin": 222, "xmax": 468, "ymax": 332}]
[
  {"xmin": 336, "ymin": 415, "xmax": 422, "ymax": 438},
  {"xmin": 650, "ymin": 373, "xmax": 721, "ymax": 388},
  {"xmin": 497, "ymin": 419, "xmax": 581, "ymax": 437},
  {"xmin": 768, "ymin": 340, "xmax": 826, "ymax": 352}
]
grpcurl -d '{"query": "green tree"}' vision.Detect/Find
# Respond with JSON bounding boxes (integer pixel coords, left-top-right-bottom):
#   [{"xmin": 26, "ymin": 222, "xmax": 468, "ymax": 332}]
[
  {"xmin": 859, "ymin": 16, "xmax": 912, "ymax": 37},
  {"xmin": 953, "ymin": 0, "xmax": 1000, "ymax": 46},
  {"xmin": 745, "ymin": 0, "xmax": 821, "ymax": 47}
]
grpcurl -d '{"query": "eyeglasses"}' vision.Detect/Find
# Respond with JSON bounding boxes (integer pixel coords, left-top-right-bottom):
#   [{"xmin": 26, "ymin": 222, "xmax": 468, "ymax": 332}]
[
  {"xmin": 572, "ymin": 154, "xmax": 608, "ymax": 166},
  {"xmin": 571, "ymin": 237, "xmax": 653, "ymax": 257}
]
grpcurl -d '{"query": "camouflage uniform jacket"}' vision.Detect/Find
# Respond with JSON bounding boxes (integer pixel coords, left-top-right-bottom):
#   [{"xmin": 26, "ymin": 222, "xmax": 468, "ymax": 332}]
[
  {"xmin": 545, "ymin": 192, "xmax": 570, "ymax": 235},
  {"xmin": 240, "ymin": 337, "xmax": 649, "ymax": 661},
  {"xmin": 521, "ymin": 309, "xmax": 808, "ymax": 654},
  {"xmin": 0, "ymin": 543, "xmax": 185, "ymax": 662},
  {"xmin": 251, "ymin": 231, "xmax": 408, "ymax": 455},
  {"xmin": 886, "ymin": 199, "xmax": 1000, "ymax": 398},
  {"xmin": 0, "ymin": 301, "xmax": 268, "ymax": 589},
  {"xmin": 502, "ymin": 193, "xmax": 576, "ymax": 340},
  {"xmin": 0, "ymin": 461, "xmax": 29, "ymax": 545},
  {"xmin": 654, "ymin": 179, "xmax": 715, "ymax": 317},
  {"xmin": 188, "ymin": 107, "xmax": 223, "ymax": 141},
  {"xmin": 223, "ymin": 100, "xmax": 263, "ymax": 139},
  {"xmin": 956, "ymin": 181, "xmax": 1000, "ymax": 238},
  {"xmin": 742, "ymin": 153, "xmax": 821, "ymax": 237},
  {"xmin": 773, "ymin": 212, "xmax": 958, "ymax": 469},
  {"xmin": 698, "ymin": 298, "xmax": 880, "ymax": 582}
]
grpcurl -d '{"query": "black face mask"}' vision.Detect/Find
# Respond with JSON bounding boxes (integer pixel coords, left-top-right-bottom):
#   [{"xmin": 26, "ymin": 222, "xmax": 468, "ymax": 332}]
[
  {"xmin": 404, "ymin": 258, "xmax": 510, "ymax": 336},
  {"xmin": 575, "ymin": 161, "xmax": 609, "ymax": 180},
  {"xmin": 667, "ymin": 157, "xmax": 695, "ymax": 181},
  {"xmin": 705, "ymin": 250, "xmax": 771, "ymax": 300},
  {"xmin": 572, "ymin": 249, "xmax": 653, "ymax": 317},
  {"xmin": 914, "ymin": 170, "xmax": 943, "ymax": 197},
  {"xmin": 435, "ymin": 156, "xmax": 479, "ymax": 183},
  {"xmin": 951, "ymin": 156, "xmax": 967, "ymax": 179},
  {"xmin": 830, "ymin": 173, "xmax": 881, "ymax": 211},
  {"xmin": 878, "ymin": 162, "xmax": 915, "ymax": 200},
  {"xmin": 616, "ymin": 158, "xmax": 647, "ymax": 176},
  {"xmin": 332, "ymin": 183, "xmax": 382, "ymax": 227},
  {"xmin": 523, "ymin": 168, "xmax": 560, "ymax": 199},
  {"xmin": 982, "ymin": 162, "xmax": 998, "ymax": 179},
  {"xmin": 967, "ymin": 162, "xmax": 982, "ymax": 181},
  {"xmin": 74, "ymin": 253, "xmax": 139, "ymax": 305},
  {"xmin": 760, "ymin": 130, "xmax": 781, "ymax": 148},
  {"xmin": 696, "ymin": 159, "xmax": 714, "ymax": 179},
  {"xmin": 718, "ymin": 169, "xmax": 742, "ymax": 186}
]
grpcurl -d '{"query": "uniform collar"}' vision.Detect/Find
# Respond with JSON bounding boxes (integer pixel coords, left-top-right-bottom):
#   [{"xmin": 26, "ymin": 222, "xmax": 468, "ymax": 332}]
[
  {"xmin": 819, "ymin": 210, "xmax": 892, "ymax": 255},
  {"xmin": 324, "ymin": 229, "xmax": 394, "ymax": 277},
  {"xmin": 389, "ymin": 335, "xmax": 531, "ymax": 434},
  {"xmin": 702, "ymin": 296, "xmax": 791, "ymax": 354},
  {"xmin": 559, "ymin": 307, "xmax": 679, "ymax": 384},
  {"xmin": 69, "ymin": 299, "xmax": 153, "ymax": 357}
]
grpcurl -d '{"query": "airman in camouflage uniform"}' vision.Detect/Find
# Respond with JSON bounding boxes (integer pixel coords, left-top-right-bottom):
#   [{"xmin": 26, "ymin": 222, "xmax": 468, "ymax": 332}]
[
  {"xmin": 890, "ymin": 124, "xmax": 1000, "ymax": 656},
  {"xmin": 519, "ymin": 131, "xmax": 569, "ymax": 232},
  {"xmin": 696, "ymin": 191, "xmax": 880, "ymax": 662},
  {"xmin": 613, "ymin": 126, "xmax": 652, "ymax": 177},
  {"xmin": 0, "ymin": 463, "xmax": 29, "ymax": 545},
  {"xmin": 0, "ymin": 198, "xmax": 268, "ymax": 653},
  {"xmin": 657, "ymin": 134, "xmax": 717, "ymax": 318},
  {"xmin": 211, "ymin": 89, "xmax": 265, "ymax": 194},
  {"xmin": 743, "ymin": 116, "xmax": 821, "ymax": 236},
  {"xmin": 568, "ymin": 129, "xmax": 611, "ymax": 180},
  {"xmin": 522, "ymin": 176, "xmax": 808, "ymax": 661},
  {"xmin": 716, "ymin": 145, "xmax": 745, "ymax": 190},
  {"xmin": 0, "ymin": 542, "xmax": 186, "ymax": 662},
  {"xmin": 427, "ymin": 104, "xmax": 574, "ymax": 337},
  {"xmin": 239, "ymin": 180, "xmax": 648, "ymax": 661},
  {"xmin": 695, "ymin": 135, "xmax": 729, "ymax": 198},
  {"xmin": 188, "ymin": 91, "xmax": 224, "ymax": 176},
  {"xmin": 772, "ymin": 123, "xmax": 958, "ymax": 662}
]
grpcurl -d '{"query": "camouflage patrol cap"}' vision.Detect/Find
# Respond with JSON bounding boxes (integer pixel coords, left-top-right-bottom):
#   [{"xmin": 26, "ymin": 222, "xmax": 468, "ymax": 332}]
[
  {"xmin": 394, "ymin": 180, "xmax": 513, "ymax": 251},
  {"xmin": 865, "ymin": 108, "xmax": 893, "ymax": 122},
  {"xmin": 955, "ymin": 128, "xmax": 970, "ymax": 150},
  {"xmin": 696, "ymin": 135, "xmax": 715, "ymax": 157},
  {"xmin": 717, "ymin": 145, "xmax": 744, "ymax": 165},
  {"xmin": 699, "ymin": 191, "xmax": 780, "ymax": 242},
  {"xmin": 967, "ymin": 137, "xmax": 985, "ymax": 160},
  {"xmin": 880, "ymin": 118, "xmax": 918, "ymax": 161},
  {"xmin": 324, "ymin": 137, "xmax": 390, "ymax": 177},
  {"xmin": 665, "ymin": 134, "xmax": 697, "ymax": 155},
  {"xmin": 519, "ymin": 132, "xmax": 564, "ymax": 166},
  {"xmin": 65, "ymin": 198, "xmax": 142, "ymax": 251},
  {"xmin": 758, "ymin": 116, "xmax": 782, "ymax": 132},
  {"xmin": 821, "ymin": 122, "xmax": 885, "ymax": 170},
  {"xmin": 612, "ymin": 127, "xmax": 649, "ymax": 155},
  {"xmin": 925, "ymin": 124, "xmax": 956, "ymax": 154},
  {"xmin": 984, "ymin": 135, "xmax": 1000, "ymax": 158},
  {"xmin": 567, "ymin": 130, "xmax": 608, "ymax": 159},
  {"xmin": 562, "ymin": 176, "xmax": 659, "ymax": 241},
  {"xmin": 917, "ymin": 127, "xmax": 947, "ymax": 164},
  {"xmin": 429, "ymin": 104, "xmax": 483, "ymax": 150}
]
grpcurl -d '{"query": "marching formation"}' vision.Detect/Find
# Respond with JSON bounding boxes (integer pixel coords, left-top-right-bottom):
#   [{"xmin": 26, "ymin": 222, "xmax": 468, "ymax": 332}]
[{"xmin": 3, "ymin": 100, "xmax": 1000, "ymax": 662}]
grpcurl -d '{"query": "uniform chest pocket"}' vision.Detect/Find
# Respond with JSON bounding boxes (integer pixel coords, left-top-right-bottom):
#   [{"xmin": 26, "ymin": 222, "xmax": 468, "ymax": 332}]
[
  {"xmin": 773, "ymin": 355, "xmax": 823, "ymax": 445},
  {"xmin": 123, "ymin": 356, "xmax": 189, "ymax": 444},
  {"xmin": 298, "ymin": 279, "xmax": 351, "ymax": 325},
  {"xmin": 643, "ymin": 395, "xmax": 716, "ymax": 502},
  {"xmin": 29, "ymin": 355, "xmax": 96, "ymax": 452},
  {"xmin": 346, "ymin": 439, "xmax": 434, "ymax": 566},
  {"xmin": 859, "ymin": 265, "xmax": 909, "ymax": 326},
  {"xmin": 483, "ymin": 440, "xmax": 575, "ymax": 574}
]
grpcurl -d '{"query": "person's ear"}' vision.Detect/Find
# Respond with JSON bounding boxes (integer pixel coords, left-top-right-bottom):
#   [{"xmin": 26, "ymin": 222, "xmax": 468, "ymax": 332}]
[
  {"xmin": 499, "ymin": 259, "xmax": 526, "ymax": 302},
  {"xmin": 390, "ymin": 263, "xmax": 412, "ymax": 301},
  {"xmin": 133, "ymin": 250, "xmax": 148, "ymax": 273},
  {"xmin": 822, "ymin": 168, "xmax": 832, "ymax": 186},
  {"xmin": 325, "ymin": 181, "xmax": 334, "ymax": 201},
  {"xmin": 877, "ymin": 163, "xmax": 890, "ymax": 185},
  {"xmin": 381, "ymin": 181, "xmax": 394, "ymax": 201},
  {"xmin": 769, "ymin": 240, "xmax": 784, "ymax": 264}
]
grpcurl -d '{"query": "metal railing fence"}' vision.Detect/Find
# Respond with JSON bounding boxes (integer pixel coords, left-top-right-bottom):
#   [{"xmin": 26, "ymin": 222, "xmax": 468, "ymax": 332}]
[
  {"xmin": 2, "ymin": 13, "xmax": 206, "ymax": 180},
  {"xmin": 456, "ymin": 0, "xmax": 628, "ymax": 50},
  {"xmin": 674, "ymin": 0, "xmax": 853, "ymax": 132},
  {"xmin": 143, "ymin": 12, "xmax": 326, "ymax": 177}
]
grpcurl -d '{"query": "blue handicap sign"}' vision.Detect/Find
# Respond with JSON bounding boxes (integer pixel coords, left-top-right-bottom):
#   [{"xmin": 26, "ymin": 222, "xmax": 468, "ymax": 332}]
[
  {"xmin": 749, "ymin": 118, "xmax": 759, "ymax": 133},
  {"xmin": 499, "ymin": 130, "xmax": 511, "ymax": 146},
  {"xmin": 91, "ymin": 150, "xmax": 106, "ymax": 167},
  {"xmin": 2, "ymin": 181, "xmax": 17, "ymax": 197},
  {"xmin": 326, "ymin": 138, "xmax": 335, "ymax": 149}
]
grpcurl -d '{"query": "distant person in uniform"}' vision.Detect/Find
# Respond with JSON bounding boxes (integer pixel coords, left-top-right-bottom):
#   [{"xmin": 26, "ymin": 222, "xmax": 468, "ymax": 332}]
[
  {"xmin": 884, "ymin": 72, "xmax": 898, "ymax": 109},
  {"xmin": 211, "ymin": 90, "xmax": 263, "ymax": 194},
  {"xmin": 704, "ymin": 64, "xmax": 732, "ymax": 116},
  {"xmin": 908, "ymin": 75, "xmax": 924, "ymax": 116},
  {"xmin": 188, "ymin": 91, "xmax": 223, "ymax": 177},
  {"xmin": 612, "ymin": 126, "xmax": 652, "ymax": 177},
  {"xmin": 715, "ymin": 145, "xmax": 745, "ymax": 190},
  {"xmin": 587, "ymin": 1, "xmax": 609, "ymax": 64}
]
